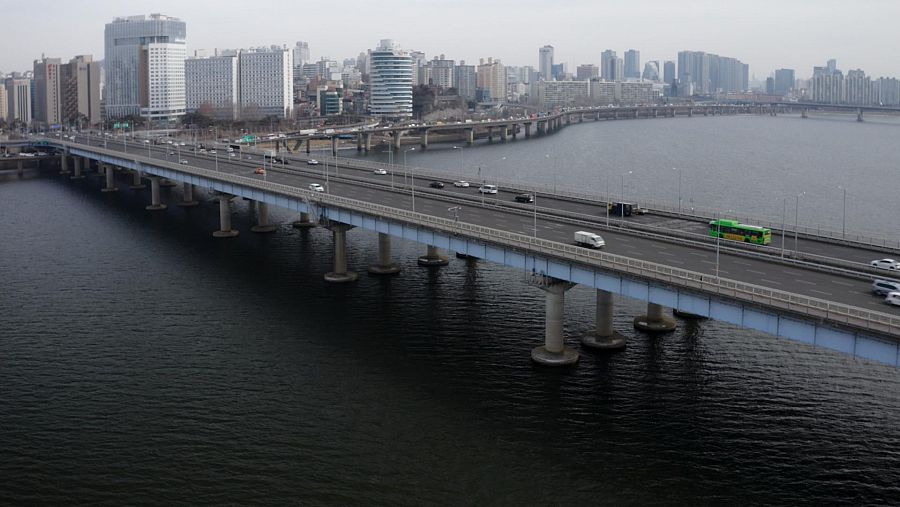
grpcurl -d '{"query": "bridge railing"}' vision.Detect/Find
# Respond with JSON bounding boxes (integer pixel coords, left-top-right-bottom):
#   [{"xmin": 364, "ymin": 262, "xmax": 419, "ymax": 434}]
[
  {"xmin": 304, "ymin": 152, "xmax": 900, "ymax": 251},
  {"xmin": 59, "ymin": 141, "xmax": 900, "ymax": 338}
]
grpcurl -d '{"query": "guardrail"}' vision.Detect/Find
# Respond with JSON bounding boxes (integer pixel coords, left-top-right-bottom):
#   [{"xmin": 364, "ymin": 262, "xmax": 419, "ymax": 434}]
[
  {"xmin": 61, "ymin": 140, "xmax": 900, "ymax": 339},
  {"xmin": 288, "ymin": 151, "xmax": 900, "ymax": 253}
]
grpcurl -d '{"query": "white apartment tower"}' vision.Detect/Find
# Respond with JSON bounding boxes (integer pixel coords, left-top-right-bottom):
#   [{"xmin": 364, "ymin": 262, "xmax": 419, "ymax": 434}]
[
  {"xmin": 185, "ymin": 55, "xmax": 239, "ymax": 120},
  {"xmin": 238, "ymin": 47, "xmax": 293, "ymax": 119},
  {"xmin": 369, "ymin": 39, "xmax": 412, "ymax": 118},
  {"xmin": 104, "ymin": 14, "xmax": 186, "ymax": 120}
]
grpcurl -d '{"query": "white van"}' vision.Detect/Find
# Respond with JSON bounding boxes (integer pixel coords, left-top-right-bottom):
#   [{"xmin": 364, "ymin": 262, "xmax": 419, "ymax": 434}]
[
  {"xmin": 478, "ymin": 184, "xmax": 498, "ymax": 194},
  {"xmin": 575, "ymin": 231, "xmax": 605, "ymax": 249}
]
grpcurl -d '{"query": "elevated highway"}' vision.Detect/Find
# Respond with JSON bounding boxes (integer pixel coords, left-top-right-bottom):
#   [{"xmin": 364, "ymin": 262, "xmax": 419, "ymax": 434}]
[{"xmin": 8, "ymin": 134, "xmax": 900, "ymax": 368}]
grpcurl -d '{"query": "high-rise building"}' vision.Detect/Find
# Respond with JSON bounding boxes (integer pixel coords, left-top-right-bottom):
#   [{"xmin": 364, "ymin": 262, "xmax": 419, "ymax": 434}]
[
  {"xmin": 0, "ymin": 85, "xmax": 7, "ymax": 122},
  {"xmin": 600, "ymin": 50, "xmax": 617, "ymax": 81},
  {"xmin": 33, "ymin": 57, "xmax": 62, "ymax": 126},
  {"xmin": 104, "ymin": 14, "xmax": 186, "ymax": 120},
  {"xmin": 455, "ymin": 62, "xmax": 477, "ymax": 102},
  {"xmin": 642, "ymin": 61, "xmax": 659, "ymax": 82},
  {"xmin": 774, "ymin": 68, "xmax": 795, "ymax": 96},
  {"xmin": 539, "ymin": 45, "xmax": 554, "ymax": 80},
  {"xmin": 61, "ymin": 55, "xmax": 102, "ymax": 126},
  {"xmin": 827, "ymin": 59, "xmax": 837, "ymax": 75},
  {"xmin": 185, "ymin": 55, "xmax": 239, "ymax": 120},
  {"xmin": 5, "ymin": 78, "xmax": 32, "ymax": 123},
  {"xmin": 422, "ymin": 56, "xmax": 455, "ymax": 88},
  {"xmin": 238, "ymin": 47, "xmax": 293, "ymax": 119},
  {"xmin": 536, "ymin": 80, "xmax": 590, "ymax": 107},
  {"xmin": 576, "ymin": 64, "xmax": 599, "ymax": 81},
  {"xmin": 624, "ymin": 49, "xmax": 640, "ymax": 80},
  {"xmin": 369, "ymin": 39, "xmax": 413, "ymax": 117},
  {"xmin": 678, "ymin": 50, "xmax": 747, "ymax": 94},
  {"xmin": 663, "ymin": 60, "xmax": 675, "ymax": 85},
  {"xmin": 476, "ymin": 57, "xmax": 507, "ymax": 103},
  {"xmin": 293, "ymin": 41, "xmax": 310, "ymax": 68}
]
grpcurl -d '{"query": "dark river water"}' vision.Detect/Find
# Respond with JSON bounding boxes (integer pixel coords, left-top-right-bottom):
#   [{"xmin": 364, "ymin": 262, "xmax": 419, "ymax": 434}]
[{"xmin": 2, "ymin": 115, "xmax": 900, "ymax": 505}]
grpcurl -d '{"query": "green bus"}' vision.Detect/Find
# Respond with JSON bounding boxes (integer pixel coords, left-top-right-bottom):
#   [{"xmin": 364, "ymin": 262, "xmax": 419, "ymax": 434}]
[{"xmin": 709, "ymin": 219, "xmax": 772, "ymax": 245}]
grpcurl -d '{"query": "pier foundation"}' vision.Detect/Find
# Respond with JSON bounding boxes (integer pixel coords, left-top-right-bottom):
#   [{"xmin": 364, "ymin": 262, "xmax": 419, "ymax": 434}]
[
  {"xmin": 368, "ymin": 233, "xmax": 401, "ymax": 275},
  {"xmin": 633, "ymin": 303, "xmax": 677, "ymax": 333},
  {"xmin": 417, "ymin": 245, "xmax": 449, "ymax": 267},
  {"xmin": 582, "ymin": 290, "xmax": 627, "ymax": 350},
  {"xmin": 324, "ymin": 223, "xmax": 357, "ymax": 282}
]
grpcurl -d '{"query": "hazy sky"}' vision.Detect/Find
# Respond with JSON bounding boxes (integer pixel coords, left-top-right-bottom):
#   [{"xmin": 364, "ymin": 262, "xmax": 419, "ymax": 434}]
[{"xmin": 3, "ymin": 0, "xmax": 898, "ymax": 79}]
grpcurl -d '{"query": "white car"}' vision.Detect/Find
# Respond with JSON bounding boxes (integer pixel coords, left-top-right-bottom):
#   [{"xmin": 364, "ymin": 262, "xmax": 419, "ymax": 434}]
[
  {"xmin": 871, "ymin": 258, "xmax": 900, "ymax": 270},
  {"xmin": 180, "ymin": 160, "xmax": 189, "ymax": 165},
  {"xmin": 309, "ymin": 183, "xmax": 325, "ymax": 192},
  {"xmin": 307, "ymin": 159, "xmax": 319, "ymax": 165},
  {"xmin": 208, "ymin": 150, "xmax": 217, "ymax": 154},
  {"xmin": 373, "ymin": 168, "xmax": 387, "ymax": 175},
  {"xmin": 478, "ymin": 184, "xmax": 498, "ymax": 194},
  {"xmin": 453, "ymin": 180, "xmax": 470, "ymax": 188},
  {"xmin": 886, "ymin": 291, "xmax": 900, "ymax": 307}
]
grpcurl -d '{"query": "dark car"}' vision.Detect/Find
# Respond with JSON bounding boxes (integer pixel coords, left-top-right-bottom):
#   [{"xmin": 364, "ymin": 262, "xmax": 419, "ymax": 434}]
[
  {"xmin": 515, "ymin": 193, "xmax": 534, "ymax": 203},
  {"xmin": 429, "ymin": 181, "xmax": 445, "ymax": 189}
]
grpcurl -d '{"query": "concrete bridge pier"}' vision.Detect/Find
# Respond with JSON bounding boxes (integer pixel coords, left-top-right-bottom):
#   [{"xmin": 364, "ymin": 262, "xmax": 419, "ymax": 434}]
[
  {"xmin": 596, "ymin": 112, "xmax": 601, "ymax": 121},
  {"xmin": 635, "ymin": 108, "xmax": 640, "ymax": 119},
  {"xmin": 633, "ymin": 303, "xmax": 677, "ymax": 333},
  {"xmin": 306, "ymin": 139, "xmax": 311, "ymax": 154},
  {"xmin": 417, "ymin": 245, "xmax": 449, "ymax": 267},
  {"xmin": 251, "ymin": 201, "xmax": 277, "ymax": 233},
  {"xmin": 16, "ymin": 159, "xmax": 23, "ymax": 176},
  {"xmin": 176, "ymin": 182, "xmax": 199, "ymax": 207},
  {"xmin": 129, "ymin": 170, "xmax": 146, "ymax": 189},
  {"xmin": 857, "ymin": 108, "xmax": 864, "ymax": 122},
  {"xmin": 365, "ymin": 133, "xmax": 372, "ymax": 153},
  {"xmin": 324, "ymin": 223, "xmax": 358, "ymax": 283},
  {"xmin": 500, "ymin": 126, "xmax": 508, "ymax": 142},
  {"xmin": 392, "ymin": 132, "xmax": 402, "ymax": 151},
  {"xmin": 688, "ymin": 108, "xmax": 693, "ymax": 117},
  {"xmin": 70, "ymin": 157, "xmax": 84, "ymax": 179},
  {"xmin": 93, "ymin": 160, "xmax": 104, "ymax": 176},
  {"xmin": 101, "ymin": 164, "xmax": 118, "ymax": 192},
  {"xmin": 292, "ymin": 211, "xmax": 317, "ymax": 228},
  {"xmin": 465, "ymin": 128, "xmax": 474, "ymax": 145},
  {"xmin": 420, "ymin": 129, "xmax": 429, "ymax": 149},
  {"xmin": 145, "ymin": 177, "xmax": 167, "ymax": 211},
  {"xmin": 581, "ymin": 289, "xmax": 627, "ymax": 350},
  {"xmin": 331, "ymin": 137, "xmax": 338, "ymax": 156},
  {"xmin": 213, "ymin": 195, "xmax": 239, "ymax": 238},
  {"xmin": 524, "ymin": 123, "xmax": 531, "ymax": 138},
  {"xmin": 801, "ymin": 108, "xmax": 809, "ymax": 119},
  {"xmin": 368, "ymin": 233, "xmax": 401, "ymax": 275},
  {"xmin": 59, "ymin": 154, "xmax": 70, "ymax": 175},
  {"xmin": 511, "ymin": 125, "xmax": 517, "ymax": 140},
  {"xmin": 356, "ymin": 133, "xmax": 363, "ymax": 152},
  {"xmin": 487, "ymin": 127, "xmax": 494, "ymax": 142},
  {"xmin": 531, "ymin": 277, "xmax": 578, "ymax": 366},
  {"xmin": 653, "ymin": 108, "xmax": 659, "ymax": 118}
]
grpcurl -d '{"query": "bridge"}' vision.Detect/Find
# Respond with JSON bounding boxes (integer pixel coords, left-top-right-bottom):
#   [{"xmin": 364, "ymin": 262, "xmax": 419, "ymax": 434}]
[
  {"xmin": 738, "ymin": 100, "xmax": 900, "ymax": 121},
  {"xmin": 6, "ymin": 134, "xmax": 900, "ymax": 369},
  {"xmin": 262, "ymin": 104, "xmax": 755, "ymax": 155}
]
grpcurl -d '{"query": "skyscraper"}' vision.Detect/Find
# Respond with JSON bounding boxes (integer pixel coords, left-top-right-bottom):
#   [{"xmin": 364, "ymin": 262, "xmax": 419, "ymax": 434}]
[
  {"xmin": 642, "ymin": 61, "xmax": 659, "ymax": 82},
  {"xmin": 476, "ymin": 57, "xmax": 507, "ymax": 103},
  {"xmin": 600, "ymin": 50, "xmax": 617, "ymax": 81},
  {"xmin": 774, "ymin": 68, "xmax": 795, "ymax": 96},
  {"xmin": 624, "ymin": 49, "xmax": 640, "ymax": 80},
  {"xmin": 33, "ymin": 57, "xmax": 62, "ymax": 126},
  {"xmin": 576, "ymin": 64, "xmax": 599, "ymax": 81},
  {"xmin": 61, "ymin": 55, "xmax": 102, "ymax": 126},
  {"xmin": 539, "ymin": 45, "xmax": 554, "ymax": 80},
  {"xmin": 5, "ymin": 78, "xmax": 32, "ymax": 123},
  {"xmin": 293, "ymin": 41, "xmax": 310, "ymax": 68},
  {"xmin": 663, "ymin": 60, "xmax": 675, "ymax": 85},
  {"xmin": 104, "ymin": 14, "xmax": 186, "ymax": 120},
  {"xmin": 369, "ymin": 39, "xmax": 413, "ymax": 117}
]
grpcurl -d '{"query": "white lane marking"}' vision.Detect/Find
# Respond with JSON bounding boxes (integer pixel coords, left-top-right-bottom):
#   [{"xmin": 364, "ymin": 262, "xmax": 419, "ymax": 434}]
[
  {"xmin": 658, "ymin": 250, "xmax": 675, "ymax": 256},
  {"xmin": 733, "ymin": 260, "xmax": 752, "ymax": 266},
  {"xmin": 761, "ymin": 279, "xmax": 782, "ymax": 285},
  {"xmin": 689, "ymin": 252, "xmax": 705, "ymax": 257},
  {"xmin": 747, "ymin": 269, "xmax": 766, "ymax": 275},
  {"xmin": 794, "ymin": 279, "xmax": 817, "ymax": 286},
  {"xmin": 668, "ymin": 259, "xmax": 685, "ymax": 265},
  {"xmin": 810, "ymin": 289, "xmax": 832, "ymax": 296},
  {"xmin": 700, "ymin": 260, "xmax": 716, "ymax": 265},
  {"xmin": 832, "ymin": 280, "xmax": 856, "ymax": 287}
]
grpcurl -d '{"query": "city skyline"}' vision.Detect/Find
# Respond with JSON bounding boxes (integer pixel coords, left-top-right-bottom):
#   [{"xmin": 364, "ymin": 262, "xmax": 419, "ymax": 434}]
[{"xmin": 3, "ymin": 0, "xmax": 899, "ymax": 79}]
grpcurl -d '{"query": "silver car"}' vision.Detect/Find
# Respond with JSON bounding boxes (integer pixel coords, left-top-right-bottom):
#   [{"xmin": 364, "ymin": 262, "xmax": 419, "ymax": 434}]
[{"xmin": 870, "ymin": 258, "xmax": 900, "ymax": 270}]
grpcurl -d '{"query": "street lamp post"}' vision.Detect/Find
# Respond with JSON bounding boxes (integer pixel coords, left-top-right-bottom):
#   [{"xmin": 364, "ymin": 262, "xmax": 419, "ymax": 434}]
[
  {"xmin": 452, "ymin": 145, "xmax": 464, "ymax": 180},
  {"xmin": 621, "ymin": 170, "xmax": 633, "ymax": 218},
  {"xmin": 674, "ymin": 167, "xmax": 683, "ymax": 214},
  {"xmin": 795, "ymin": 191, "xmax": 805, "ymax": 253},
  {"xmin": 781, "ymin": 197, "xmax": 787, "ymax": 258},
  {"xmin": 839, "ymin": 186, "xmax": 846, "ymax": 238},
  {"xmin": 404, "ymin": 147, "xmax": 416, "ymax": 211}
]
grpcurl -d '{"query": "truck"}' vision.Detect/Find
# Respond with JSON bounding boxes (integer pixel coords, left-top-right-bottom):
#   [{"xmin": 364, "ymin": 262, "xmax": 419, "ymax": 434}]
[
  {"xmin": 612, "ymin": 202, "xmax": 633, "ymax": 217},
  {"xmin": 574, "ymin": 231, "xmax": 605, "ymax": 249}
]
